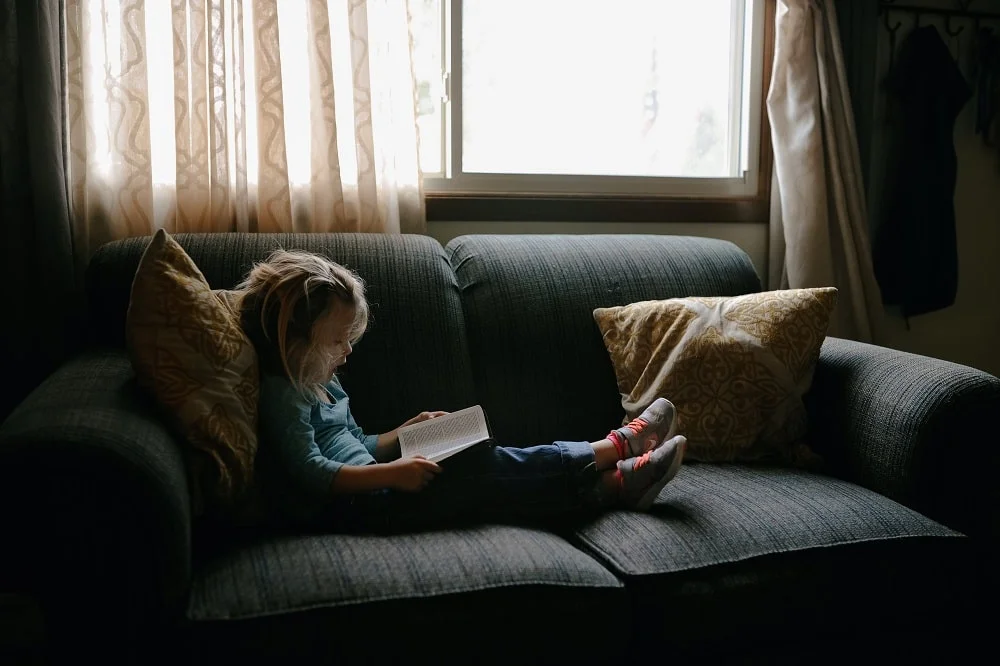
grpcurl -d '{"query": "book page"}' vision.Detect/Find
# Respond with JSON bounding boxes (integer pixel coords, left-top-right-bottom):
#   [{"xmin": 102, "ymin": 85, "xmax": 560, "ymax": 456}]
[{"xmin": 398, "ymin": 405, "xmax": 490, "ymax": 462}]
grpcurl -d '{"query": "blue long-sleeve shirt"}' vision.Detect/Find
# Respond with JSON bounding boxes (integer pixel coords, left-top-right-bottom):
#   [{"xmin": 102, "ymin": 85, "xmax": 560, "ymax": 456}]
[{"xmin": 258, "ymin": 374, "xmax": 379, "ymax": 502}]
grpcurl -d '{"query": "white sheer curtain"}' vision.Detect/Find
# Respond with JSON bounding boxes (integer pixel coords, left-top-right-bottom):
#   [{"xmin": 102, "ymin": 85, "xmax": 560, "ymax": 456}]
[
  {"xmin": 767, "ymin": 0, "xmax": 885, "ymax": 343},
  {"xmin": 64, "ymin": 0, "xmax": 424, "ymax": 264}
]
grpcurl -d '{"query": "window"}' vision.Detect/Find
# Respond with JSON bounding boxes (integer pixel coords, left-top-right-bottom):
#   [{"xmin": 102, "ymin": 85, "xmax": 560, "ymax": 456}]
[{"xmin": 410, "ymin": 0, "xmax": 771, "ymax": 206}]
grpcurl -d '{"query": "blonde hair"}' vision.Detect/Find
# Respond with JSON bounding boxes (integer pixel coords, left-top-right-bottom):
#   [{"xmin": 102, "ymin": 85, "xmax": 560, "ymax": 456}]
[{"xmin": 237, "ymin": 250, "xmax": 368, "ymax": 396}]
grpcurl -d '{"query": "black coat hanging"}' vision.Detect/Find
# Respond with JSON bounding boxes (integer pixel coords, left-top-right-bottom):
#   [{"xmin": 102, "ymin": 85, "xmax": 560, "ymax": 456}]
[{"xmin": 873, "ymin": 25, "xmax": 973, "ymax": 318}]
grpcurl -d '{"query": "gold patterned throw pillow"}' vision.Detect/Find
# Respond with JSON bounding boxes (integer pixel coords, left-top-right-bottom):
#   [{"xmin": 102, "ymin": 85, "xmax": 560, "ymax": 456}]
[
  {"xmin": 593, "ymin": 288, "xmax": 837, "ymax": 464},
  {"xmin": 126, "ymin": 229, "xmax": 259, "ymax": 515}
]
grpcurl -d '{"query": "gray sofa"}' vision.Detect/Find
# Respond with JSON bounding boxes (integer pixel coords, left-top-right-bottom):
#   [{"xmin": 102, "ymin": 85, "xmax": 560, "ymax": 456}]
[{"xmin": 0, "ymin": 233, "xmax": 996, "ymax": 665}]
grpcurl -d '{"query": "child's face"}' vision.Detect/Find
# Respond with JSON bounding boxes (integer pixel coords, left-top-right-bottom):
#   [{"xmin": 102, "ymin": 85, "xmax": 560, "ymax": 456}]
[{"xmin": 310, "ymin": 304, "xmax": 357, "ymax": 381}]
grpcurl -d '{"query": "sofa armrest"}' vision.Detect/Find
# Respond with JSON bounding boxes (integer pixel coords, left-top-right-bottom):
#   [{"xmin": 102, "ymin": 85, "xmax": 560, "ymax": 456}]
[
  {"xmin": 0, "ymin": 350, "xmax": 192, "ymax": 634},
  {"xmin": 806, "ymin": 337, "xmax": 1000, "ymax": 543}
]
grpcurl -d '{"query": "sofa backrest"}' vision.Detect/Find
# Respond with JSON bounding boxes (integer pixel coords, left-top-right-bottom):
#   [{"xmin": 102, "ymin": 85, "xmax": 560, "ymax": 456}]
[
  {"xmin": 446, "ymin": 235, "xmax": 762, "ymax": 447},
  {"xmin": 86, "ymin": 233, "xmax": 477, "ymax": 435}
]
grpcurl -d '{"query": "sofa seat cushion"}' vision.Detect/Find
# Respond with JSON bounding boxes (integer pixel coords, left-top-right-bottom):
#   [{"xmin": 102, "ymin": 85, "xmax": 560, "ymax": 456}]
[
  {"xmin": 187, "ymin": 525, "xmax": 623, "ymax": 663},
  {"xmin": 574, "ymin": 464, "xmax": 972, "ymax": 658}
]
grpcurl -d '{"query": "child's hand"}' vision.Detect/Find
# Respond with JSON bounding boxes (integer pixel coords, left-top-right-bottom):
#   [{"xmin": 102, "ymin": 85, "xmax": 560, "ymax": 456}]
[
  {"xmin": 400, "ymin": 411, "xmax": 449, "ymax": 428},
  {"xmin": 386, "ymin": 456, "xmax": 442, "ymax": 492}
]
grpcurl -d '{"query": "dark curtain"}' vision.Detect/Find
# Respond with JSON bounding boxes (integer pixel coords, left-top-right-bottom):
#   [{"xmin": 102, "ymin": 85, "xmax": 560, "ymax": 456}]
[
  {"xmin": 0, "ymin": 0, "xmax": 78, "ymax": 421},
  {"xmin": 835, "ymin": 0, "xmax": 880, "ymax": 199}
]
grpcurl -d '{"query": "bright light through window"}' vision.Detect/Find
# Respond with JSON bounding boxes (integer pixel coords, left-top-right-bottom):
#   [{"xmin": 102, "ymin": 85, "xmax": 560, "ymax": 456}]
[
  {"xmin": 83, "ymin": 0, "xmax": 761, "ymax": 200},
  {"xmin": 410, "ymin": 0, "xmax": 762, "ymax": 193}
]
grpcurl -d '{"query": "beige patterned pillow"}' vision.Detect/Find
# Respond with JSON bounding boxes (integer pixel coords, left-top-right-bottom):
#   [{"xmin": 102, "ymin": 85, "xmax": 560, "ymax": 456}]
[
  {"xmin": 126, "ymin": 229, "xmax": 258, "ymax": 514},
  {"xmin": 593, "ymin": 288, "xmax": 837, "ymax": 463}
]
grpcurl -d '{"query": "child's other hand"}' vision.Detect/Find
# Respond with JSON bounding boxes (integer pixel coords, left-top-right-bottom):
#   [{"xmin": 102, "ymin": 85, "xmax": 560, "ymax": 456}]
[
  {"xmin": 386, "ymin": 456, "xmax": 442, "ymax": 492},
  {"xmin": 400, "ymin": 411, "xmax": 448, "ymax": 428}
]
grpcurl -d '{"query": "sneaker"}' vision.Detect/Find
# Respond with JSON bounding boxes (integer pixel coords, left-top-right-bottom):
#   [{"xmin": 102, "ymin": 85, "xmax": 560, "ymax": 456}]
[
  {"xmin": 608, "ymin": 398, "xmax": 677, "ymax": 460},
  {"xmin": 617, "ymin": 435, "xmax": 686, "ymax": 510}
]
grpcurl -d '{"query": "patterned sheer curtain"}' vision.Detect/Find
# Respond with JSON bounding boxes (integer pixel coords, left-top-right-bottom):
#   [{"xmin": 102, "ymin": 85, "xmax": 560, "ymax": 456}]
[{"xmin": 64, "ymin": 0, "xmax": 425, "ymax": 263}]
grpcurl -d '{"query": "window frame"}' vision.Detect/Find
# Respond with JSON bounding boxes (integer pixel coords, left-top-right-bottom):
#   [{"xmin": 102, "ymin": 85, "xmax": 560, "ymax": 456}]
[{"xmin": 423, "ymin": 0, "xmax": 776, "ymax": 224}]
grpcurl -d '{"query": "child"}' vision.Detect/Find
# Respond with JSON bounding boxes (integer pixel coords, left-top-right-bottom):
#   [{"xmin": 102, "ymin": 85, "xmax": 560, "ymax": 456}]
[{"xmin": 238, "ymin": 250, "xmax": 687, "ymax": 531}]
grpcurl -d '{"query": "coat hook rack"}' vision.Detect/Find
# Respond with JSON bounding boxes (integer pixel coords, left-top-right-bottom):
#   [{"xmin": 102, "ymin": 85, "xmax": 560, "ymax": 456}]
[
  {"xmin": 883, "ymin": 9, "xmax": 904, "ymax": 35},
  {"xmin": 879, "ymin": 0, "xmax": 1000, "ymax": 69},
  {"xmin": 879, "ymin": 0, "xmax": 1000, "ymax": 26}
]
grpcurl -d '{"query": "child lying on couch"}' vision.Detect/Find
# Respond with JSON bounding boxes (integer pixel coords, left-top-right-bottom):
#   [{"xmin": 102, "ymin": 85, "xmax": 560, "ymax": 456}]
[{"xmin": 238, "ymin": 250, "xmax": 687, "ymax": 530}]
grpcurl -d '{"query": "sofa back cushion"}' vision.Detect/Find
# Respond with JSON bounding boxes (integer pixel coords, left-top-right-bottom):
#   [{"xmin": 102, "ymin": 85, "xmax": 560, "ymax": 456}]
[
  {"xmin": 445, "ymin": 235, "xmax": 762, "ymax": 447},
  {"xmin": 88, "ymin": 233, "xmax": 477, "ymax": 435}
]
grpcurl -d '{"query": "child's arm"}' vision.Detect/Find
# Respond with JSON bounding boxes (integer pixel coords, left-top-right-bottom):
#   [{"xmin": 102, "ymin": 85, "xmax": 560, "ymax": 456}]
[
  {"xmin": 372, "ymin": 411, "xmax": 449, "ymax": 462},
  {"xmin": 263, "ymin": 378, "xmax": 442, "ymax": 494},
  {"xmin": 267, "ymin": 398, "xmax": 347, "ymax": 497},
  {"xmin": 325, "ymin": 378, "xmax": 383, "ymax": 458},
  {"xmin": 268, "ymin": 401, "xmax": 441, "ymax": 494},
  {"xmin": 333, "ymin": 457, "xmax": 442, "ymax": 493},
  {"xmin": 331, "ymin": 379, "xmax": 447, "ymax": 461},
  {"xmin": 374, "ymin": 432, "xmax": 401, "ymax": 462}
]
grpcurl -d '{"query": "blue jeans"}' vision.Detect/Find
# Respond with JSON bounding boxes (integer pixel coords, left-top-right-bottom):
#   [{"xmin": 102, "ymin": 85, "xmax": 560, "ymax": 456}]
[{"xmin": 326, "ymin": 441, "xmax": 602, "ymax": 533}]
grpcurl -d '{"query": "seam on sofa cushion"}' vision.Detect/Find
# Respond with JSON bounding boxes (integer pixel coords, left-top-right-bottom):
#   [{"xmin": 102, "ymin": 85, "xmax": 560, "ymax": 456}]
[
  {"xmin": 187, "ymin": 577, "xmax": 623, "ymax": 622},
  {"xmin": 574, "ymin": 530, "xmax": 966, "ymax": 579}
]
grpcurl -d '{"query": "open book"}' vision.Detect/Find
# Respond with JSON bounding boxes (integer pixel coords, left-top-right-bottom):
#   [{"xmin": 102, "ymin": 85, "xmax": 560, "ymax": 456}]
[{"xmin": 397, "ymin": 405, "xmax": 491, "ymax": 463}]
